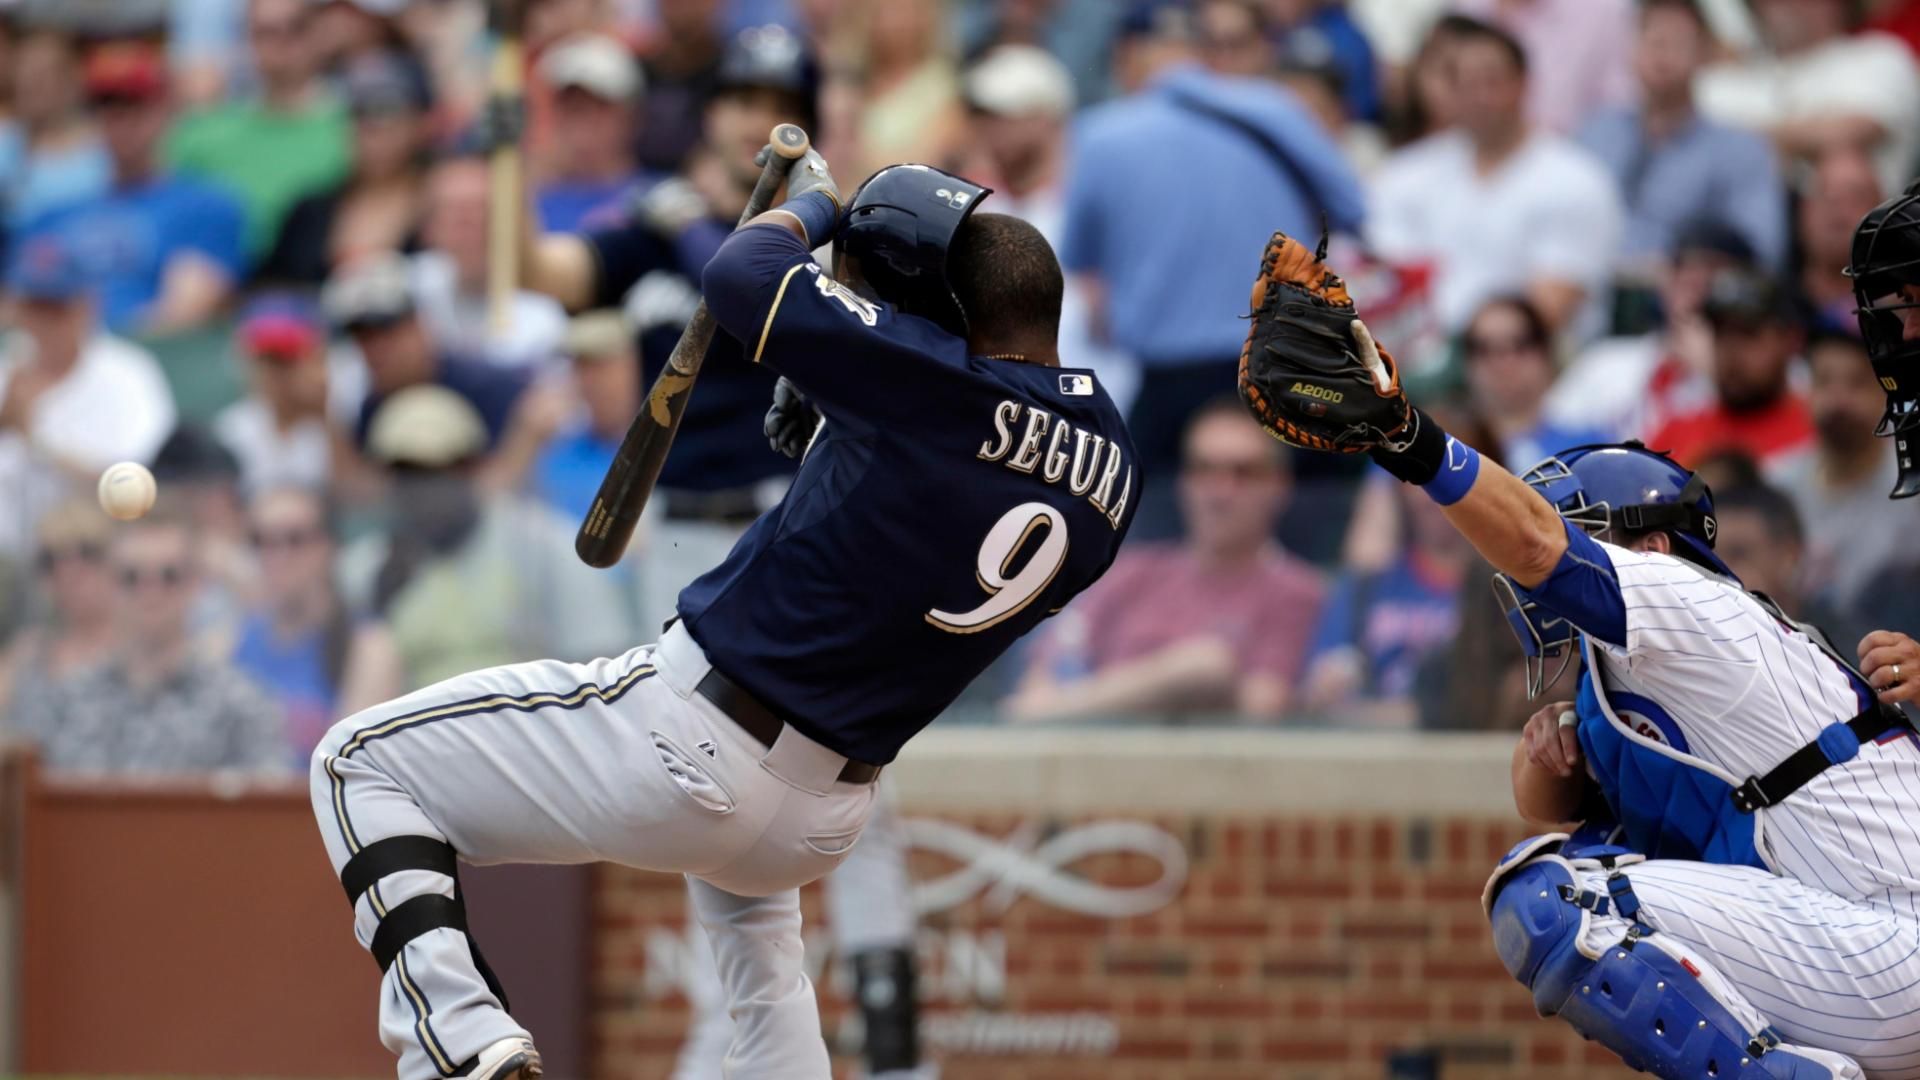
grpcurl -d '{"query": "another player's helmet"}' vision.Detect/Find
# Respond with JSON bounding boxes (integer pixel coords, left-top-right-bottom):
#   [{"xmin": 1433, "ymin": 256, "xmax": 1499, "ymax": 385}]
[
  {"xmin": 838, "ymin": 164, "xmax": 992, "ymax": 338},
  {"xmin": 715, "ymin": 24, "xmax": 820, "ymax": 126},
  {"xmin": 1494, "ymin": 442, "xmax": 1729, "ymax": 697},
  {"xmin": 1845, "ymin": 178, "xmax": 1920, "ymax": 498}
]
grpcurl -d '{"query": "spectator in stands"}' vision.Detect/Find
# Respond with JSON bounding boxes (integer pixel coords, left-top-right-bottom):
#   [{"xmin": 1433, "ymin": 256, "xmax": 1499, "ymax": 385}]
[
  {"xmin": 852, "ymin": 0, "xmax": 965, "ymax": 176},
  {"xmin": 635, "ymin": 0, "xmax": 726, "ymax": 173},
  {"xmin": 1452, "ymin": 0, "xmax": 1636, "ymax": 134},
  {"xmin": 213, "ymin": 296, "xmax": 341, "ymax": 495},
  {"xmin": 314, "ymin": 0, "xmax": 423, "ymax": 81},
  {"xmin": 167, "ymin": 0, "xmax": 353, "ymax": 259},
  {"xmin": 1546, "ymin": 219, "xmax": 1748, "ymax": 440},
  {"xmin": 1368, "ymin": 16, "xmax": 1623, "ymax": 341},
  {"xmin": 1459, "ymin": 295, "xmax": 1612, "ymax": 469},
  {"xmin": 336, "ymin": 386, "xmax": 633, "ymax": 688},
  {"xmin": 1061, "ymin": 2, "xmax": 1361, "ymax": 506},
  {"xmin": 1299, "ymin": 479, "xmax": 1471, "ymax": 728},
  {"xmin": 0, "ymin": 502, "xmax": 117, "ymax": 718},
  {"xmin": 1697, "ymin": 0, "xmax": 1920, "ymax": 196},
  {"xmin": 29, "ymin": 42, "xmax": 246, "ymax": 337},
  {"xmin": 1768, "ymin": 332, "xmax": 1917, "ymax": 613},
  {"xmin": 1273, "ymin": 30, "xmax": 1390, "ymax": 177},
  {"xmin": 150, "ymin": 426, "xmax": 256, "ymax": 652},
  {"xmin": 1004, "ymin": 400, "xmax": 1325, "ymax": 722},
  {"xmin": 322, "ymin": 252, "xmax": 530, "ymax": 451},
  {"xmin": 1577, "ymin": 0, "xmax": 1787, "ymax": 276},
  {"xmin": 1793, "ymin": 148, "xmax": 1885, "ymax": 334},
  {"xmin": 1706, "ymin": 482, "xmax": 1846, "ymax": 635},
  {"xmin": 962, "ymin": 44, "xmax": 1137, "ymax": 409},
  {"xmin": 1194, "ymin": 0, "xmax": 1274, "ymax": 78},
  {"xmin": 509, "ymin": 311, "xmax": 638, "ymax": 520},
  {"xmin": 1384, "ymin": 13, "xmax": 1468, "ymax": 144},
  {"xmin": 410, "ymin": 153, "xmax": 569, "ymax": 371},
  {"xmin": 231, "ymin": 485, "xmax": 396, "ymax": 764},
  {"xmin": 1263, "ymin": 0, "xmax": 1382, "ymax": 123},
  {"xmin": 1, "ymin": 509, "xmax": 288, "ymax": 775},
  {"xmin": 535, "ymin": 33, "xmax": 648, "ymax": 232},
  {"xmin": 259, "ymin": 51, "xmax": 431, "ymax": 287},
  {"xmin": 0, "ymin": 232, "xmax": 175, "ymax": 557},
  {"xmin": 1648, "ymin": 268, "xmax": 1813, "ymax": 467},
  {"xmin": 0, "ymin": 28, "xmax": 110, "ymax": 229}
]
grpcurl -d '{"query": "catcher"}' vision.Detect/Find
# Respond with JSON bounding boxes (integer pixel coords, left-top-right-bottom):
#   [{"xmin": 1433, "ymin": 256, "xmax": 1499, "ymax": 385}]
[{"xmin": 1243, "ymin": 233, "xmax": 1920, "ymax": 1079}]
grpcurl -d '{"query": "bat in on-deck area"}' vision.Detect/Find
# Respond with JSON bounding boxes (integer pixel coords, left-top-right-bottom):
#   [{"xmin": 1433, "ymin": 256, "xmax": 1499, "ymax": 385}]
[
  {"xmin": 485, "ymin": 0, "xmax": 525, "ymax": 335},
  {"xmin": 574, "ymin": 123, "xmax": 812, "ymax": 569}
]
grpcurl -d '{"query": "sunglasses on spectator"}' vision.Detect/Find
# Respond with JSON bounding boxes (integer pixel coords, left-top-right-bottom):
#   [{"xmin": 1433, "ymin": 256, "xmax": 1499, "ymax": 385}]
[
  {"xmin": 1465, "ymin": 335, "xmax": 1543, "ymax": 357},
  {"xmin": 250, "ymin": 526, "xmax": 324, "ymax": 552},
  {"xmin": 37, "ymin": 542, "xmax": 105, "ymax": 572},
  {"xmin": 1183, "ymin": 457, "xmax": 1280, "ymax": 482},
  {"xmin": 116, "ymin": 563, "xmax": 190, "ymax": 590}
]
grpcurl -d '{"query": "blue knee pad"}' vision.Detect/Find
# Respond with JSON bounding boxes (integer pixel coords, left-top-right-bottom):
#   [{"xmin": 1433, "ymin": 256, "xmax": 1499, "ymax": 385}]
[{"xmin": 1488, "ymin": 857, "xmax": 1835, "ymax": 1080}]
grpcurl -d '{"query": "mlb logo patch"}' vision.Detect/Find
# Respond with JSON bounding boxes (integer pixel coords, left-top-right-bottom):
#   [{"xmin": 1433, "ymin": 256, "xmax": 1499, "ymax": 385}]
[{"xmin": 1059, "ymin": 373, "xmax": 1094, "ymax": 396}]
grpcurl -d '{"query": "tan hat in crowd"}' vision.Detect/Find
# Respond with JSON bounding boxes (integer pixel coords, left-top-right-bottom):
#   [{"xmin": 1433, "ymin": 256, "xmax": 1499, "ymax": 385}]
[
  {"xmin": 964, "ymin": 45, "xmax": 1075, "ymax": 119},
  {"xmin": 365, "ymin": 385, "xmax": 489, "ymax": 469},
  {"xmin": 540, "ymin": 33, "xmax": 643, "ymax": 102},
  {"xmin": 563, "ymin": 310, "xmax": 631, "ymax": 359}
]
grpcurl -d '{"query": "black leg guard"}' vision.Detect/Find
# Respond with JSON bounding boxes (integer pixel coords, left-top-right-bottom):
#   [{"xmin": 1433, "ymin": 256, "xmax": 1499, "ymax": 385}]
[
  {"xmin": 340, "ymin": 834, "xmax": 512, "ymax": 1011},
  {"xmin": 852, "ymin": 946, "xmax": 920, "ymax": 1073}
]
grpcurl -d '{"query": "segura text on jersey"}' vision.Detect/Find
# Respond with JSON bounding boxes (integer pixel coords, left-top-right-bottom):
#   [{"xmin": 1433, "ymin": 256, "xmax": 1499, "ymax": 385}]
[{"xmin": 975, "ymin": 400, "xmax": 1132, "ymax": 530}]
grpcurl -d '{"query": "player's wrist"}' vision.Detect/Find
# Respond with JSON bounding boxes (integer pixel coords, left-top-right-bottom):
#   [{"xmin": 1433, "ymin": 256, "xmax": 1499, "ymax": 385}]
[
  {"xmin": 1368, "ymin": 407, "xmax": 1480, "ymax": 506},
  {"xmin": 783, "ymin": 189, "xmax": 840, "ymax": 248}
]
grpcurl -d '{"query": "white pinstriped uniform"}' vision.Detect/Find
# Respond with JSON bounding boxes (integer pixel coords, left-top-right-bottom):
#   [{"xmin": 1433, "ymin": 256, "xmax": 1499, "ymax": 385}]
[{"xmin": 1576, "ymin": 543, "xmax": 1920, "ymax": 1077}]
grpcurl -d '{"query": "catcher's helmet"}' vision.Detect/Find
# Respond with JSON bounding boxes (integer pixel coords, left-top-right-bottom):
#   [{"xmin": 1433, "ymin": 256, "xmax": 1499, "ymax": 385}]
[
  {"xmin": 1495, "ymin": 442, "xmax": 1728, "ymax": 697},
  {"xmin": 838, "ymin": 164, "xmax": 991, "ymax": 338},
  {"xmin": 1845, "ymin": 179, "xmax": 1920, "ymax": 498}
]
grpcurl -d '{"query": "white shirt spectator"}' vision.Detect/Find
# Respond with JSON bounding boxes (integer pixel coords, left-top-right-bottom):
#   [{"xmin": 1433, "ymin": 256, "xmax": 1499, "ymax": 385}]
[
  {"xmin": 1368, "ymin": 131, "xmax": 1624, "ymax": 340},
  {"xmin": 1696, "ymin": 31, "xmax": 1920, "ymax": 198},
  {"xmin": 0, "ymin": 333, "xmax": 175, "ymax": 555},
  {"xmin": 408, "ymin": 252, "xmax": 569, "ymax": 373},
  {"xmin": 212, "ymin": 398, "xmax": 331, "ymax": 495}
]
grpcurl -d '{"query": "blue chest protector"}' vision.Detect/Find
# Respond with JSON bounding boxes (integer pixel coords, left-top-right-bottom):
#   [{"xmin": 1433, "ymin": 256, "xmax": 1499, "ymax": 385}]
[{"xmin": 1572, "ymin": 643, "xmax": 1767, "ymax": 870}]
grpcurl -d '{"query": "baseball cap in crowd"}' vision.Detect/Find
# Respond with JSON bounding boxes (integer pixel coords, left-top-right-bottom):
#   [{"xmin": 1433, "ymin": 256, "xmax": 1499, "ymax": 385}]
[
  {"xmin": 151, "ymin": 424, "xmax": 241, "ymax": 487},
  {"xmin": 717, "ymin": 24, "xmax": 819, "ymax": 98},
  {"xmin": 965, "ymin": 45, "xmax": 1075, "ymax": 118},
  {"xmin": 322, "ymin": 253, "xmax": 417, "ymax": 331},
  {"xmin": 1670, "ymin": 218, "xmax": 1757, "ymax": 266},
  {"xmin": 1701, "ymin": 269, "xmax": 1789, "ymax": 327},
  {"xmin": 366, "ymin": 384, "xmax": 489, "ymax": 468},
  {"xmin": 84, "ymin": 41, "xmax": 167, "ymax": 103},
  {"xmin": 1117, "ymin": 0, "xmax": 1194, "ymax": 40},
  {"xmin": 563, "ymin": 309, "xmax": 631, "ymax": 359},
  {"xmin": 239, "ymin": 294, "xmax": 325, "ymax": 362},
  {"xmin": 343, "ymin": 50, "xmax": 431, "ymax": 116},
  {"xmin": 5, "ymin": 232, "xmax": 90, "ymax": 302},
  {"xmin": 540, "ymin": 34, "xmax": 642, "ymax": 102}
]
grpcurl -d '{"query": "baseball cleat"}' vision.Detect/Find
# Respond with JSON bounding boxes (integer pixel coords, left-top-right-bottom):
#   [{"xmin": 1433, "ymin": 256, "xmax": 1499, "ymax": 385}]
[{"xmin": 468, "ymin": 1036, "xmax": 542, "ymax": 1080}]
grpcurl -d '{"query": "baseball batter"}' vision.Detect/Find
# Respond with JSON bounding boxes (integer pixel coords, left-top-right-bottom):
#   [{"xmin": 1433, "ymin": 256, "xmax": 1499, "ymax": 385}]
[
  {"xmin": 309, "ymin": 156, "xmax": 1136, "ymax": 1080},
  {"xmin": 1238, "ymin": 229, "xmax": 1920, "ymax": 1078}
]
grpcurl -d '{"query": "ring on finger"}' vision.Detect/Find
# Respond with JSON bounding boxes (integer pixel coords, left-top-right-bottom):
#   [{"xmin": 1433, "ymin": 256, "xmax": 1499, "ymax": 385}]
[{"xmin": 1894, "ymin": 663, "xmax": 1904, "ymax": 688}]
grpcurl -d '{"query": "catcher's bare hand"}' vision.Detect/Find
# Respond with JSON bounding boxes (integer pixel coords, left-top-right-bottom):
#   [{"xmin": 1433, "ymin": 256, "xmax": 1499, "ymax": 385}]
[
  {"xmin": 1237, "ymin": 229, "xmax": 1411, "ymax": 453},
  {"xmin": 1521, "ymin": 701, "xmax": 1582, "ymax": 778},
  {"xmin": 1860, "ymin": 630, "xmax": 1920, "ymax": 705}
]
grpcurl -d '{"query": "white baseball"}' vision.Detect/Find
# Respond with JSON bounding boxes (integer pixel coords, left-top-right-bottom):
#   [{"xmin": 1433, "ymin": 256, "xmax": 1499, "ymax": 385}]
[{"xmin": 97, "ymin": 461, "xmax": 157, "ymax": 521}]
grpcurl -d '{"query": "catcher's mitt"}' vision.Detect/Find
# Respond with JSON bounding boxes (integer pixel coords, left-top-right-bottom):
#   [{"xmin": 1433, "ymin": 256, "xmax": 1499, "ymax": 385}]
[{"xmin": 1238, "ymin": 230, "xmax": 1411, "ymax": 452}]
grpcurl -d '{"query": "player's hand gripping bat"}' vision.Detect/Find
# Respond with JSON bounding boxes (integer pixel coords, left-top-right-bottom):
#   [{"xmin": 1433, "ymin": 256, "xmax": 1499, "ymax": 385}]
[{"xmin": 574, "ymin": 123, "xmax": 812, "ymax": 568}]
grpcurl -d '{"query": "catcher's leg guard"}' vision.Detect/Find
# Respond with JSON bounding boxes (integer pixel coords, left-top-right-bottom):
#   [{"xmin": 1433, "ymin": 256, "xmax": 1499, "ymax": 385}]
[
  {"xmin": 1488, "ymin": 855, "xmax": 1860, "ymax": 1080},
  {"xmin": 851, "ymin": 946, "xmax": 921, "ymax": 1076}
]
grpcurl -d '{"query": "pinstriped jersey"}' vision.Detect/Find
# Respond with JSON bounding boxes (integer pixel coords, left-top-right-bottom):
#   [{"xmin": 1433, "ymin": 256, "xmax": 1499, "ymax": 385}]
[{"xmin": 1590, "ymin": 543, "xmax": 1920, "ymax": 905}]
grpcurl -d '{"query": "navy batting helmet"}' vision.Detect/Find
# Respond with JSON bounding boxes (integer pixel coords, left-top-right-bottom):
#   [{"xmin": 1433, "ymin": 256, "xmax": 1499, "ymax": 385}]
[
  {"xmin": 1494, "ymin": 442, "xmax": 1727, "ymax": 696},
  {"xmin": 1845, "ymin": 179, "xmax": 1920, "ymax": 498},
  {"xmin": 839, "ymin": 164, "xmax": 992, "ymax": 338}
]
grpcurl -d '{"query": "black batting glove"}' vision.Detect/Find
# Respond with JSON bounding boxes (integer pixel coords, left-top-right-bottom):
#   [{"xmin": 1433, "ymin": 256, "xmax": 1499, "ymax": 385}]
[{"xmin": 765, "ymin": 376, "xmax": 822, "ymax": 459}]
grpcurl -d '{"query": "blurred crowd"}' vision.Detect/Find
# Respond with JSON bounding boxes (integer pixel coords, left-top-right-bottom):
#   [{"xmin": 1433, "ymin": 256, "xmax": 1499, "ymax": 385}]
[{"xmin": 2, "ymin": 0, "xmax": 1919, "ymax": 776}]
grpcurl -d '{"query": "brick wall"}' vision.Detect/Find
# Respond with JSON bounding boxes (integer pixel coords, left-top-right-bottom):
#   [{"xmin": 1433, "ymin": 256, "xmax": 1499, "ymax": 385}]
[{"xmin": 591, "ymin": 811, "xmax": 1633, "ymax": 1080}]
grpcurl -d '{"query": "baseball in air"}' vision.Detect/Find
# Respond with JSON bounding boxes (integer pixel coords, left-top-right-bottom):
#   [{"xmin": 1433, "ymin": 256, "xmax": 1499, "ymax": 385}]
[{"xmin": 97, "ymin": 462, "xmax": 157, "ymax": 521}]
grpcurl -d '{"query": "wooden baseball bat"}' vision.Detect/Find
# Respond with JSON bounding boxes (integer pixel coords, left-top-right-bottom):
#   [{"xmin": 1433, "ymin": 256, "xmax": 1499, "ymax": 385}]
[
  {"xmin": 574, "ymin": 123, "xmax": 812, "ymax": 568},
  {"xmin": 485, "ymin": 0, "xmax": 525, "ymax": 335}
]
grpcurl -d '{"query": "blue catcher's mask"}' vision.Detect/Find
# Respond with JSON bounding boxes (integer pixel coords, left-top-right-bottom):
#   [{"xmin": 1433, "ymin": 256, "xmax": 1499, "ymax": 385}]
[{"xmin": 1494, "ymin": 443, "xmax": 1726, "ymax": 697}]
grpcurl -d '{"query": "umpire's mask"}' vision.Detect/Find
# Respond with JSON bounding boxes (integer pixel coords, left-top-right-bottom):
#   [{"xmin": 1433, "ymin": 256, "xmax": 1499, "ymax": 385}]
[{"xmin": 1846, "ymin": 178, "xmax": 1920, "ymax": 498}]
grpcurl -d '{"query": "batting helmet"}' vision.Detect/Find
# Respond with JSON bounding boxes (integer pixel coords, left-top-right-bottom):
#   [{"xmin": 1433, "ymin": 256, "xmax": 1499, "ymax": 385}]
[
  {"xmin": 1845, "ymin": 179, "xmax": 1920, "ymax": 498},
  {"xmin": 1495, "ymin": 442, "xmax": 1728, "ymax": 696},
  {"xmin": 838, "ymin": 164, "xmax": 991, "ymax": 338}
]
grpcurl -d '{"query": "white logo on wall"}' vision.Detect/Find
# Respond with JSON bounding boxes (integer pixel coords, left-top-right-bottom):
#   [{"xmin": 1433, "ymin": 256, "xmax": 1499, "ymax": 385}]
[{"xmin": 641, "ymin": 818, "xmax": 1188, "ymax": 1060}]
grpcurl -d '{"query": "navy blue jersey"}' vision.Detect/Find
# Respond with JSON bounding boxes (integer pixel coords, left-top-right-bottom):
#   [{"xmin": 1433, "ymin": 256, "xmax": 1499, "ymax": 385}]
[
  {"xmin": 586, "ymin": 208, "xmax": 789, "ymax": 493},
  {"xmin": 686, "ymin": 222, "xmax": 1138, "ymax": 763}
]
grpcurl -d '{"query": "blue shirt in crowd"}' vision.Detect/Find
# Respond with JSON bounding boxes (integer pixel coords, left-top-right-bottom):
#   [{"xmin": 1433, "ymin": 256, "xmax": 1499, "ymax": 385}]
[
  {"xmin": 230, "ymin": 613, "xmax": 337, "ymax": 766},
  {"xmin": 1307, "ymin": 554, "xmax": 1461, "ymax": 702},
  {"xmin": 538, "ymin": 176, "xmax": 648, "ymax": 234},
  {"xmin": 1576, "ymin": 107, "xmax": 1786, "ymax": 272},
  {"xmin": 28, "ymin": 176, "xmax": 246, "ymax": 333},
  {"xmin": 0, "ymin": 125, "xmax": 113, "ymax": 230},
  {"xmin": 1060, "ymin": 64, "xmax": 1364, "ymax": 366},
  {"xmin": 534, "ymin": 428, "xmax": 623, "ymax": 521},
  {"xmin": 1279, "ymin": 6, "xmax": 1382, "ymax": 123}
]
